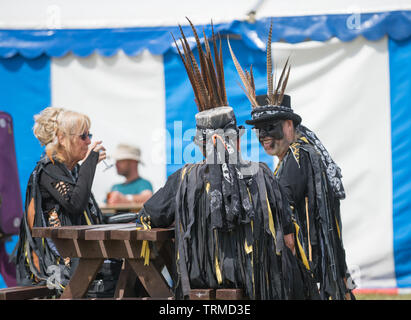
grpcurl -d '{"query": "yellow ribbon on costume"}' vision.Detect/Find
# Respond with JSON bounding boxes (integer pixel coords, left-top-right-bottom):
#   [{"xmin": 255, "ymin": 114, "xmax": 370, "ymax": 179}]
[
  {"xmin": 137, "ymin": 216, "xmax": 151, "ymax": 266},
  {"xmin": 265, "ymin": 195, "xmax": 279, "ymax": 255},
  {"xmin": 83, "ymin": 210, "xmax": 92, "ymax": 226},
  {"xmin": 181, "ymin": 166, "xmax": 187, "ymax": 181},
  {"xmin": 24, "ymin": 243, "xmax": 30, "ymax": 268},
  {"xmin": 293, "ymin": 221, "xmax": 310, "ymax": 270},
  {"xmin": 244, "ymin": 240, "xmax": 253, "ymax": 254},
  {"xmin": 244, "ymin": 220, "xmax": 254, "ymax": 254},
  {"xmin": 214, "ymin": 230, "xmax": 223, "ymax": 284},
  {"xmin": 335, "ymin": 216, "xmax": 341, "ymax": 239}
]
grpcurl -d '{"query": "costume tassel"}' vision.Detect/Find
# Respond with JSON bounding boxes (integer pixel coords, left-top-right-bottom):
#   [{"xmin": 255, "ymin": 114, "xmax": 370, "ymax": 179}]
[{"xmin": 137, "ymin": 216, "xmax": 151, "ymax": 266}]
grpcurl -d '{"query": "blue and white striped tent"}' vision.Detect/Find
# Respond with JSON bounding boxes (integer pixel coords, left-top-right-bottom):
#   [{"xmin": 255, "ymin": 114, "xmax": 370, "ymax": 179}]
[{"xmin": 1, "ymin": 1, "xmax": 411, "ymax": 290}]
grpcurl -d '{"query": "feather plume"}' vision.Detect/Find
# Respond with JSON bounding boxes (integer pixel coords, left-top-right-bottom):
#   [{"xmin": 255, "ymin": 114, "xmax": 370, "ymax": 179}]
[
  {"xmin": 180, "ymin": 36, "xmax": 209, "ymax": 109},
  {"xmin": 172, "ymin": 19, "xmax": 228, "ymax": 111},
  {"xmin": 227, "ymin": 38, "xmax": 258, "ymax": 107},
  {"xmin": 249, "ymin": 65, "xmax": 255, "ymax": 94},
  {"xmin": 179, "ymin": 25, "xmax": 211, "ymax": 109},
  {"xmin": 273, "ymin": 56, "xmax": 289, "ymax": 105},
  {"xmin": 277, "ymin": 65, "xmax": 291, "ymax": 105},
  {"xmin": 267, "ymin": 21, "xmax": 274, "ymax": 103},
  {"xmin": 211, "ymin": 22, "xmax": 226, "ymax": 106},
  {"xmin": 186, "ymin": 17, "xmax": 210, "ymax": 96},
  {"xmin": 229, "ymin": 20, "xmax": 292, "ymax": 108},
  {"xmin": 218, "ymin": 34, "xmax": 227, "ymax": 105},
  {"xmin": 202, "ymin": 29, "xmax": 220, "ymax": 108},
  {"xmin": 171, "ymin": 32, "xmax": 202, "ymax": 110}
]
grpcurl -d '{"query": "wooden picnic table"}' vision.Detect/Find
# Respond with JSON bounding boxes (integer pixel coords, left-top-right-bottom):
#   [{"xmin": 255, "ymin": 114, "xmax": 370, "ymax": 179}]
[{"xmin": 31, "ymin": 223, "xmax": 175, "ymax": 300}]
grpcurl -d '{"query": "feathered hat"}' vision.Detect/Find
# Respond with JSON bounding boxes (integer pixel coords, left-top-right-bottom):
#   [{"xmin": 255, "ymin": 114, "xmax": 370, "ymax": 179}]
[
  {"xmin": 228, "ymin": 21, "xmax": 301, "ymax": 126},
  {"xmin": 172, "ymin": 18, "xmax": 240, "ymax": 146}
]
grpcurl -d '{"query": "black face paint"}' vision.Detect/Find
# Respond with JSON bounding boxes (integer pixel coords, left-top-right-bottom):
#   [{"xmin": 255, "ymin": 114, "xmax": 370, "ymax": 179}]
[{"xmin": 254, "ymin": 121, "xmax": 284, "ymax": 141}]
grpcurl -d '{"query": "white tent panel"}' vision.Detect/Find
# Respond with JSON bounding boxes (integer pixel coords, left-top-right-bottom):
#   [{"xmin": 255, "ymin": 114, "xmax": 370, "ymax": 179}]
[
  {"xmin": 1, "ymin": 0, "xmax": 410, "ymax": 29},
  {"xmin": 51, "ymin": 50, "xmax": 167, "ymax": 205}
]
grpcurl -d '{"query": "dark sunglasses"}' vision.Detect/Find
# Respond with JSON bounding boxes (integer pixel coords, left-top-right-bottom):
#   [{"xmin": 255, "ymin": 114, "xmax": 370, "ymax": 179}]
[{"xmin": 79, "ymin": 132, "xmax": 93, "ymax": 141}]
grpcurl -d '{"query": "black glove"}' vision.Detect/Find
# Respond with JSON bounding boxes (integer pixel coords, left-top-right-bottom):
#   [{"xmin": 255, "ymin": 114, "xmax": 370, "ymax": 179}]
[{"xmin": 105, "ymin": 212, "xmax": 139, "ymax": 224}]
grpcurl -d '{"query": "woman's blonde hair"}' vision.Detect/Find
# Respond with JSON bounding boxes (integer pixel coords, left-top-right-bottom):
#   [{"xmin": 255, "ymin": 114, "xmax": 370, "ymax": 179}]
[{"xmin": 33, "ymin": 107, "xmax": 91, "ymax": 163}]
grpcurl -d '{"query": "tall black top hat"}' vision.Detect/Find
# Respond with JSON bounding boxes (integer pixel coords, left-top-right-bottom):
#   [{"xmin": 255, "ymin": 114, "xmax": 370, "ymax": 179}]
[{"xmin": 228, "ymin": 21, "xmax": 301, "ymax": 127}]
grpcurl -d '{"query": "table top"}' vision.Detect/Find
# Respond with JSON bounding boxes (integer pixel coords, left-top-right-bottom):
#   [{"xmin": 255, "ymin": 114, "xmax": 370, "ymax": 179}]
[
  {"xmin": 32, "ymin": 223, "xmax": 174, "ymax": 241},
  {"xmin": 99, "ymin": 203, "xmax": 144, "ymax": 215}
]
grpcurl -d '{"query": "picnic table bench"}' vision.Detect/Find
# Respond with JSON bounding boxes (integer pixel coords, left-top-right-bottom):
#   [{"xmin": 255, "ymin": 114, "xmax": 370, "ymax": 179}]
[
  {"xmin": 0, "ymin": 285, "xmax": 56, "ymax": 300},
  {"xmin": 31, "ymin": 223, "xmax": 175, "ymax": 300}
]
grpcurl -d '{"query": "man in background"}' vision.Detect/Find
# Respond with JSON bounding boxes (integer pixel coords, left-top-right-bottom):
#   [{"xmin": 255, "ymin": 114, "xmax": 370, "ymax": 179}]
[{"xmin": 107, "ymin": 144, "xmax": 153, "ymax": 205}]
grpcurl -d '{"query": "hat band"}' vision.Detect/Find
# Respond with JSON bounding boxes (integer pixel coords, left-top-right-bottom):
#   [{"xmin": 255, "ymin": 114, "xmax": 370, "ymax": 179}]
[
  {"xmin": 251, "ymin": 106, "xmax": 294, "ymax": 120},
  {"xmin": 195, "ymin": 117, "xmax": 236, "ymax": 131},
  {"xmin": 194, "ymin": 118, "xmax": 239, "ymax": 143}
]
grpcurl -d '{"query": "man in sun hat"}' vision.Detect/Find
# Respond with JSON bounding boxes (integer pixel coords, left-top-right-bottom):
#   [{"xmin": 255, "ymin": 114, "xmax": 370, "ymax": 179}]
[{"xmin": 107, "ymin": 143, "xmax": 153, "ymax": 205}]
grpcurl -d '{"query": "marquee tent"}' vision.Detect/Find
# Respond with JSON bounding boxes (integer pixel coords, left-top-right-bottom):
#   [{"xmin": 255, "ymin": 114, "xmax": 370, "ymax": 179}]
[{"xmin": 1, "ymin": 0, "xmax": 411, "ymax": 291}]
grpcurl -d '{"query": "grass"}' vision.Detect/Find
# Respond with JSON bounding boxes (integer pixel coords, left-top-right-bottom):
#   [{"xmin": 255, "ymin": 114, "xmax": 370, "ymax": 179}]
[{"xmin": 354, "ymin": 293, "xmax": 411, "ymax": 300}]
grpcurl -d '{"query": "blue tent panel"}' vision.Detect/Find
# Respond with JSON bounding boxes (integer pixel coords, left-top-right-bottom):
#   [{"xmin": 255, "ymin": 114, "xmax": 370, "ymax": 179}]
[
  {"xmin": 164, "ymin": 38, "xmax": 273, "ymax": 177},
  {"xmin": 0, "ymin": 54, "xmax": 51, "ymax": 201},
  {"xmin": 389, "ymin": 36, "xmax": 411, "ymax": 288},
  {"xmin": 1, "ymin": 11, "xmax": 410, "ymax": 59}
]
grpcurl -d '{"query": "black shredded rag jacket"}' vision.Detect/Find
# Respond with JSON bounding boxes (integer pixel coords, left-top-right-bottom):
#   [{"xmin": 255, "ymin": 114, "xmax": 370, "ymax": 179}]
[
  {"xmin": 15, "ymin": 152, "xmax": 103, "ymax": 290},
  {"xmin": 275, "ymin": 137, "xmax": 353, "ymax": 300},
  {"xmin": 140, "ymin": 161, "xmax": 320, "ymax": 300}
]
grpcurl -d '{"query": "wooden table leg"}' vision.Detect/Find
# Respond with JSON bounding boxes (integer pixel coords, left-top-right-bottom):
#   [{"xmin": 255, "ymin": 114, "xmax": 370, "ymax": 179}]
[
  {"xmin": 60, "ymin": 258, "xmax": 104, "ymax": 299},
  {"xmin": 128, "ymin": 259, "xmax": 172, "ymax": 298},
  {"xmin": 158, "ymin": 240, "xmax": 176, "ymax": 283},
  {"xmin": 114, "ymin": 259, "xmax": 138, "ymax": 299}
]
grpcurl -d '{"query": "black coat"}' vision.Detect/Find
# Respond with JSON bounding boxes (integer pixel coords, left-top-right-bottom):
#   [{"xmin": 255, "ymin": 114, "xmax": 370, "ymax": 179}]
[
  {"xmin": 275, "ymin": 137, "xmax": 352, "ymax": 300},
  {"xmin": 15, "ymin": 152, "xmax": 103, "ymax": 291},
  {"xmin": 140, "ymin": 161, "xmax": 318, "ymax": 300}
]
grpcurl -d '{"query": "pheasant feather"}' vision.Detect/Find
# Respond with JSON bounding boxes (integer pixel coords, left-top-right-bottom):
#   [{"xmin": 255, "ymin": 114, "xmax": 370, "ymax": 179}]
[
  {"xmin": 227, "ymin": 38, "xmax": 258, "ymax": 107},
  {"xmin": 172, "ymin": 19, "xmax": 228, "ymax": 111},
  {"xmin": 229, "ymin": 21, "xmax": 292, "ymax": 108}
]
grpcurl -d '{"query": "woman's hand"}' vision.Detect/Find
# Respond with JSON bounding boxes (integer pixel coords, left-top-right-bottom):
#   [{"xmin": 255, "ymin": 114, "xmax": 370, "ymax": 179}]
[{"xmin": 85, "ymin": 140, "xmax": 106, "ymax": 163}]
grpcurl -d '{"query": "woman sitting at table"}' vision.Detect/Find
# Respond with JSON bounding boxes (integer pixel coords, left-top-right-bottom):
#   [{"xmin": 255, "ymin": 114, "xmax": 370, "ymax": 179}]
[{"xmin": 15, "ymin": 107, "xmax": 107, "ymax": 292}]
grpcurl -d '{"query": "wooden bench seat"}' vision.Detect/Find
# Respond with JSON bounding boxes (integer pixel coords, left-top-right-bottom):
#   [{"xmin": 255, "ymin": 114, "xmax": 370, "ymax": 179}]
[{"xmin": 0, "ymin": 285, "xmax": 56, "ymax": 300}]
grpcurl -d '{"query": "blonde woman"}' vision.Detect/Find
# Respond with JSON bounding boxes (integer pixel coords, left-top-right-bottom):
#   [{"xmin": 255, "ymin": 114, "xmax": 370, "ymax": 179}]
[{"xmin": 15, "ymin": 107, "xmax": 107, "ymax": 293}]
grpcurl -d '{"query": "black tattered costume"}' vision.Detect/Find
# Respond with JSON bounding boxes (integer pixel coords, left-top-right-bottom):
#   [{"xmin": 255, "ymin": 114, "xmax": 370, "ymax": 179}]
[
  {"xmin": 228, "ymin": 19, "xmax": 354, "ymax": 299},
  {"xmin": 246, "ymin": 93, "xmax": 354, "ymax": 300},
  {"xmin": 138, "ymin": 22, "xmax": 319, "ymax": 300},
  {"xmin": 140, "ymin": 109, "xmax": 317, "ymax": 300},
  {"xmin": 15, "ymin": 151, "xmax": 104, "ymax": 292},
  {"xmin": 274, "ymin": 126, "xmax": 351, "ymax": 300}
]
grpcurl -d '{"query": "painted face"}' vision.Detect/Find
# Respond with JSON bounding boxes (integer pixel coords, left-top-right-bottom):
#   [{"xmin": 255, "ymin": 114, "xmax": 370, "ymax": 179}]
[{"xmin": 254, "ymin": 121, "xmax": 288, "ymax": 156}]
